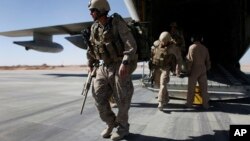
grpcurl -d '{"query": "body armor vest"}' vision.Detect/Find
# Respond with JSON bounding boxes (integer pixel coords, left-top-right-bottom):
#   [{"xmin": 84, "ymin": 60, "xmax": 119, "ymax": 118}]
[
  {"xmin": 89, "ymin": 15, "xmax": 124, "ymax": 64},
  {"xmin": 152, "ymin": 44, "xmax": 177, "ymax": 69}
]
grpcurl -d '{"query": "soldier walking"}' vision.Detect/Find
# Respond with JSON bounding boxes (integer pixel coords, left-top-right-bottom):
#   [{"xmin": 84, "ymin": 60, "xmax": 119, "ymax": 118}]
[
  {"xmin": 151, "ymin": 31, "xmax": 178, "ymax": 111},
  {"xmin": 86, "ymin": 0, "xmax": 137, "ymax": 140}
]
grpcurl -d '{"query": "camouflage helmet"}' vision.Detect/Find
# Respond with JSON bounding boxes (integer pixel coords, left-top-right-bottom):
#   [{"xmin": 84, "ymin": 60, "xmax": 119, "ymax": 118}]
[
  {"xmin": 159, "ymin": 31, "xmax": 172, "ymax": 45},
  {"xmin": 88, "ymin": 0, "xmax": 110, "ymax": 13}
]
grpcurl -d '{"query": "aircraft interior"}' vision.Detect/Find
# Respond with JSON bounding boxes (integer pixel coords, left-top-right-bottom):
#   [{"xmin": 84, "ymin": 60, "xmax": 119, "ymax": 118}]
[{"xmin": 132, "ymin": 0, "xmax": 250, "ymax": 86}]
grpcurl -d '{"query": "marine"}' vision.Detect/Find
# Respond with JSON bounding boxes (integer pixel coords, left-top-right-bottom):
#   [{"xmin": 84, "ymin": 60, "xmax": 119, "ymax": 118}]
[
  {"xmin": 86, "ymin": 0, "xmax": 137, "ymax": 140},
  {"xmin": 150, "ymin": 31, "xmax": 178, "ymax": 111}
]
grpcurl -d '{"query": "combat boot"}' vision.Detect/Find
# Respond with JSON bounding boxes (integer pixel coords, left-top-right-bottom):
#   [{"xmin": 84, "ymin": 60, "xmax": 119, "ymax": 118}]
[
  {"xmin": 111, "ymin": 124, "xmax": 129, "ymax": 141},
  {"xmin": 158, "ymin": 102, "xmax": 163, "ymax": 111},
  {"xmin": 101, "ymin": 123, "xmax": 116, "ymax": 138}
]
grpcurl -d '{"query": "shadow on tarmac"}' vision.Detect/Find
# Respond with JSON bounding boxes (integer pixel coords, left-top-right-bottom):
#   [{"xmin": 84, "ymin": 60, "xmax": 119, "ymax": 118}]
[
  {"xmin": 44, "ymin": 73, "xmax": 143, "ymax": 80},
  {"xmin": 131, "ymin": 97, "xmax": 250, "ymax": 115},
  {"xmin": 124, "ymin": 130, "xmax": 228, "ymax": 141}
]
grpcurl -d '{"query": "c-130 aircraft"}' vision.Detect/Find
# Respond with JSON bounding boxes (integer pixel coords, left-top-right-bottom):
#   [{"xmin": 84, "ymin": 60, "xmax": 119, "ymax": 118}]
[{"xmin": 0, "ymin": 0, "xmax": 249, "ymax": 100}]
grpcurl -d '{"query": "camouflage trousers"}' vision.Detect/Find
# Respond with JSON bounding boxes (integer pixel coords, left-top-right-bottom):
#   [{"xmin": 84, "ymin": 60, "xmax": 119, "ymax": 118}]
[
  {"xmin": 154, "ymin": 67, "xmax": 170, "ymax": 103},
  {"xmin": 92, "ymin": 62, "xmax": 134, "ymax": 128}
]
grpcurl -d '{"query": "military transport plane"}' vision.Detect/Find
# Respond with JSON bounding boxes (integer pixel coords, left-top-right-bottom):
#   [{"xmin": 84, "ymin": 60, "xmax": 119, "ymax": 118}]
[
  {"xmin": 0, "ymin": 21, "xmax": 93, "ymax": 53},
  {"xmin": 0, "ymin": 0, "xmax": 250, "ymax": 100}
]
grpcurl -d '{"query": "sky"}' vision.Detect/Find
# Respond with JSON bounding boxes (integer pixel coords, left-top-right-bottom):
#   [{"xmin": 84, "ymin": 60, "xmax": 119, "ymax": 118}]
[
  {"xmin": 0, "ymin": 0, "xmax": 130, "ymax": 66},
  {"xmin": 0, "ymin": 0, "xmax": 249, "ymax": 66}
]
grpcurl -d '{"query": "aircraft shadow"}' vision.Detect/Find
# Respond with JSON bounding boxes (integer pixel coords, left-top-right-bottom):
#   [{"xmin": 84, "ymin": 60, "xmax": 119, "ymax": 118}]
[
  {"xmin": 207, "ymin": 66, "xmax": 250, "ymax": 85},
  {"xmin": 44, "ymin": 73, "xmax": 87, "ymax": 77},
  {"xmin": 131, "ymin": 97, "xmax": 250, "ymax": 115},
  {"xmin": 124, "ymin": 130, "xmax": 228, "ymax": 141},
  {"xmin": 164, "ymin": 101, "xmax": 250, "ymax": 115},
  {"xmin": 44, "ymin": 73, "xmax": 142, "ymax": 80},
  {"xmin": 209, "ymin": 98, "xmax": 250, "ymax": 114},
  {"xmin": 131, "ymin": 102, "xmax": 158, "ymax": 108}
]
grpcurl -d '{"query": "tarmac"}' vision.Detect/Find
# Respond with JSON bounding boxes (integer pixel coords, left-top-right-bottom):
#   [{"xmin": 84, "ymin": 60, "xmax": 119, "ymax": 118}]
[{"xmin": 0, "ymin": 69, "xmax": 250, "ymax": 141}]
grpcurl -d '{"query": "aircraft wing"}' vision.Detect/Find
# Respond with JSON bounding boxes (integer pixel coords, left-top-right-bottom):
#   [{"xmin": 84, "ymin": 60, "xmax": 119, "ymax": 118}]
[
  {"xmin": 0, "ymin": 22, "xmax": 93, "ymax": 37},
  {"xmin": 0, "ymin": 21, "xmax": 93, "ymax": 53},
  {"xmin": 0, "ymin": 17, "xmax": 132, "ymax": 53}
]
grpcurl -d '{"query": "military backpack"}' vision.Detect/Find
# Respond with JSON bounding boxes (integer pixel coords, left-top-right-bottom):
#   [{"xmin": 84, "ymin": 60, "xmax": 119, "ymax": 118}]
[{"xmin": 109, "ymin": 13, "xmax": 151, "ymax": 62}]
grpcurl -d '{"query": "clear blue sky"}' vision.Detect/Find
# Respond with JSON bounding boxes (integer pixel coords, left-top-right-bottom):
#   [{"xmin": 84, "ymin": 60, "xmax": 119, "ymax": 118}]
[
  {"xmin": 0, "ymin": 0, "xmax": 130, "ymax": 66},
  {"xmin": 0, "ymin": 0, "xmax": 249, "ymax": 66}
]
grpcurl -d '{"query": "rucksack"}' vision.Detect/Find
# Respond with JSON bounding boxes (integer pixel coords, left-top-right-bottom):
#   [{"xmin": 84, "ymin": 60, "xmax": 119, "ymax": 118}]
[{"xmin": 110, "ymin": 13, "xmax": 151, "ymax": 62}]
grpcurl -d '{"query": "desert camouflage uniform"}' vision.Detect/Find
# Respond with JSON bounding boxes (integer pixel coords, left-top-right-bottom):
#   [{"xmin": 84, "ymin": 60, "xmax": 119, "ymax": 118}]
[
  {"xmin": 87, "ymin": 13, "xmax": 137, "ymax": 133},
  {"xmin": 186, "ymin": 42, "xmax": 211, "ymax": 108},
  {"xmin": 151, "ymin": 40, "xmax": 177, "ymax": 106}
]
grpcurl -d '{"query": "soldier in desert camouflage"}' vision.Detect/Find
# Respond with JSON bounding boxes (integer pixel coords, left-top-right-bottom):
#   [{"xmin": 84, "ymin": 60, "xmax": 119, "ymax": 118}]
[
  {"xmin": 151, "ymin": 31, "xmax": 178, "ymax": 111},
  {"xmin": 87, "ymin": 0, "xmax": 137, "ymax": 140}
]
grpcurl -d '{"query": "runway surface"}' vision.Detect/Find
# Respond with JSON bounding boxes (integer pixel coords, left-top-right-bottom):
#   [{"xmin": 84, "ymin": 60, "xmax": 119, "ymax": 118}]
[{"xmin": 0, "ymin": 70, "xmax": 249, "ymax": 141}]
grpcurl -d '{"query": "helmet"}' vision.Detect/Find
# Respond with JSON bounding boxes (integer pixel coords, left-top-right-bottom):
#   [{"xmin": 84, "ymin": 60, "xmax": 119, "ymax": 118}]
[
  {"xmin": 159, "ymin": 31, "xmax": 172, "ymax": 44},
  {"xmin": 88, "ymin": 0, "xmax": 110, "ymax": 13}
]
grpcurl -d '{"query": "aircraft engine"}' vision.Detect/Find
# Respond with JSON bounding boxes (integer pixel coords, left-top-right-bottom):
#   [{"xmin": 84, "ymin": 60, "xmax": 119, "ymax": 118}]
[{"xmin": 13, "ymin": 40, "xmax": 63, "ymax": 53}]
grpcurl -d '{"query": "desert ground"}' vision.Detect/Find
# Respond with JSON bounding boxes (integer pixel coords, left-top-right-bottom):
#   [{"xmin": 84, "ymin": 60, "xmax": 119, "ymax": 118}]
[
  {"xmin": 0, "ymin": 64, "xmax": 249, "ymax": 73},
  {"xmin": 0, "ymin": 65, "xmax": 86, "ymax": 71},
  {"xmin": 0, "ymin": 64, "xmax": 250, "ymax": 141}
]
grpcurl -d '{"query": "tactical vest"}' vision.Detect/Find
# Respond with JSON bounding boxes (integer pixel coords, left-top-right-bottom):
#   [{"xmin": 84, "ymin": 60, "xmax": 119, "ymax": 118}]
[
  {"xmin": 152, "ymin": 42, "xmax": 177, "ymax": 69},
  {"xmin": 89, "ymin": 15, "xmax": 124, "ymax": 64}
]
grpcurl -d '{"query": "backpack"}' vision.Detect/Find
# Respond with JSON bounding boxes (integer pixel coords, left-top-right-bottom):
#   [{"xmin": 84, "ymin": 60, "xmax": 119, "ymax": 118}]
[{"xmin": 110, "ymin": 13, "xmax": 151, "ymax": 62}]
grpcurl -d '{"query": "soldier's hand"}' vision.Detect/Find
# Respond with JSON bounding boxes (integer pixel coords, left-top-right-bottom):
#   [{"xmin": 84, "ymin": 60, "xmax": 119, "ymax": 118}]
[{"xmin": 119, "ymin": 64, "xmax": 129, "ymax": 79}]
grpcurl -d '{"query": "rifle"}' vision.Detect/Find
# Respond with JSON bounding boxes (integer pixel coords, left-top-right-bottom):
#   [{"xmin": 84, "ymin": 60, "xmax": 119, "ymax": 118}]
[{"xmin": 80, "ymin": 67, "xmax": 97, "ymax": 115}]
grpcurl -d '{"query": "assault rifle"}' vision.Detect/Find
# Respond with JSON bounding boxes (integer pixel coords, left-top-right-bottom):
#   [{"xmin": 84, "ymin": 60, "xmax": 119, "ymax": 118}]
[{"xmin": 80, "ymin": 67, "xmax": 97, "ymax": 115}]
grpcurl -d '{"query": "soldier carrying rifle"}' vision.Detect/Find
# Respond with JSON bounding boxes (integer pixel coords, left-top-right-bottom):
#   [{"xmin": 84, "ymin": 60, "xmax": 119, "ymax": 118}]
[{"xmin": 81, "ymin": 0, "xmax": 138, "ymax": 140}]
